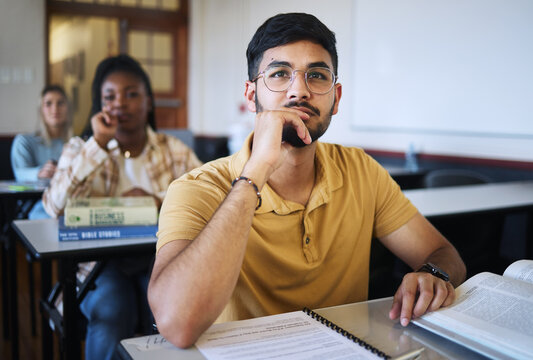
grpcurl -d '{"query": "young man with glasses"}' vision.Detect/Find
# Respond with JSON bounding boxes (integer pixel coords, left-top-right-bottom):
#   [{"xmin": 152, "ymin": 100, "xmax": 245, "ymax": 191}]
[{"xmin": 149, "ymin": 13, "xmax": 466, "ymax": 348}]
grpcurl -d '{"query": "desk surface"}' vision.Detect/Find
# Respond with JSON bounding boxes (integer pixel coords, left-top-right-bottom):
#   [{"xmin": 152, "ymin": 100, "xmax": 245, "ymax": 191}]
[
  {"xmin": 119, "ymin": 298, "xmax": 487, "ymax": 360},
  {"xmin": 13, "ymin": 181, "xmax": 532, "ymax": 257},
  {"xmin": 404, "ymin": 180, "xmax": 533, "ymax": 218},
  {"xmin": 12, "ymin": 218, "xmax": 156, "ymax": 259},
  {"xmin": 385, "ymin": 165, "xmax": 424, "ymax": 176},
  {"xmin": 0, "ymin": 180, "xmax": 47, "ymax": 196}
]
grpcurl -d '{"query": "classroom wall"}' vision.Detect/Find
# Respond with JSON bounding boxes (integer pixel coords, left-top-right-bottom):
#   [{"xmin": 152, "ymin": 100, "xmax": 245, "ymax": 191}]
[
  {"xmin": 1, "ymin": 0, "xmax": 532, "ymax": 163},
  {"xmin": 189, "ymin": 0, "xmax": 533, "ymax": 162},
  {"xmin": 337, "ymin": 0, "xmax": 533, "ymax": 163},
  {"xmin": 0, "ymin": 0, "xmax": 46, "ymax": 134}
]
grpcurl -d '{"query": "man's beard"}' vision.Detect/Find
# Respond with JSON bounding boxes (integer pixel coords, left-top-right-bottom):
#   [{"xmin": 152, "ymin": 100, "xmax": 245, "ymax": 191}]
[{"xmin": 255, "ymin": 98, "xmax": 335, "ymax": 148}]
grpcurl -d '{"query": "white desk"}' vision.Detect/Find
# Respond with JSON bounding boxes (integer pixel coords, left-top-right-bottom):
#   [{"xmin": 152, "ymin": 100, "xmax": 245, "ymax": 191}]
[
  {"xmin": 404, "ymin": 180, "xmax": 533, "ymax": 218},
  {"xmin": 404, "ymin": 180, "xmax": 533, "ymax": 277},
  {"xmin": 12, "ymin": 218, "xmax": 157, "ymax": 360},
  {"xmin": 14, "ymin": 218, "xmax": 156, "ymax": 258},
  {"xmin": 118, "ymin": 298, "xmax": 488, "ymax": 360},
  {"xmin": 385, "ymin": 166, "xmax": 420, "ymax": 176}
]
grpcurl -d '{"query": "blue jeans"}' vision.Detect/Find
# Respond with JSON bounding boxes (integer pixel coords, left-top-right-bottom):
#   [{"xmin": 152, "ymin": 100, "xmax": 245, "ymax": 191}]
[{"xmin": 80, "ymin": 258, "xmax": 153, "ymax": 360}]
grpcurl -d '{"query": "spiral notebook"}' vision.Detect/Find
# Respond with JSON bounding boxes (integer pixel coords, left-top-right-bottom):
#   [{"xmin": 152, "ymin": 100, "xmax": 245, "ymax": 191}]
[
  {"xmin": 303, "ymin": 307, "xmax": 390, "ymax": 359},
  {"xmin": 120, "ymin": 299, "xmax": 435, "ymax": 360},
  {"xmin": 193, "ymin": 307, "xmax": 389, "ymax": 360}
]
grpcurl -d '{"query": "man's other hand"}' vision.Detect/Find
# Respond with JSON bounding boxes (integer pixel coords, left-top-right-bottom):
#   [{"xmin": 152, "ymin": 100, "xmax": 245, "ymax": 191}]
[{"xmin": 389, "ymin": 272, "xmax": 455, "ymax": 326}]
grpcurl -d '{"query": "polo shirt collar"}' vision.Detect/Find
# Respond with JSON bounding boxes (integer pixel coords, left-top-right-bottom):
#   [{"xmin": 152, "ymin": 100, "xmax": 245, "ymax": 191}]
[{"xmin": 230, "ymin": 132, "xmax": 344, "ymax": 215}]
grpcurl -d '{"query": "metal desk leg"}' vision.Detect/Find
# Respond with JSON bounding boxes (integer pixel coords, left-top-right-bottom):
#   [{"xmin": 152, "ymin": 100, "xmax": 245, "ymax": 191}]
[
  {"xmin": 59, "ymin": 258, "xmax": 82, "ymax": 360},
  {"xmin": 1, "ymin": 234, "xmax": 10, "ymax": 339},
  {"xmin": 8, "ymin": 231, "xmax": 19, "ymax": 360},
  {"xmin": 26, "ymin": 252, "xmax": 36, "ymax": 336},
  {"xmin": 40, "ymin": 259, "xmax": 53, "ymax": 360}
]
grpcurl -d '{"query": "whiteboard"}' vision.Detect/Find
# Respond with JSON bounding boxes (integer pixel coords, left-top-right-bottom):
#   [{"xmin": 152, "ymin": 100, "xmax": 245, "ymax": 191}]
[{"xmin": 351, "ymin": 0, "xmax": 533, "ymax": 138}]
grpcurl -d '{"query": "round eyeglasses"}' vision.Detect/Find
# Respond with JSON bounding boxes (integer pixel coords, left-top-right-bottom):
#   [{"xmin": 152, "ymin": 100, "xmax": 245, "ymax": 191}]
[{"xmin": 252, "ymin": 65, "xmax": 337, "ymax": 95}]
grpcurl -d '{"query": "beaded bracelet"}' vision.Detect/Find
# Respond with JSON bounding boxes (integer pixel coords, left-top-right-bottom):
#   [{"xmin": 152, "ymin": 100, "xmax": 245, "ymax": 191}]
[{"xmin": 231, "ymin": 176, "xmax": 262, "ymax": 210}]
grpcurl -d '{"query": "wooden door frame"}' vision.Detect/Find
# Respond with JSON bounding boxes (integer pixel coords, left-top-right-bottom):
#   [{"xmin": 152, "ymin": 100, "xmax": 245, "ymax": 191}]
[{"xmin": 45, "ymin": 0, "xmax": 189, "ymax": 129}]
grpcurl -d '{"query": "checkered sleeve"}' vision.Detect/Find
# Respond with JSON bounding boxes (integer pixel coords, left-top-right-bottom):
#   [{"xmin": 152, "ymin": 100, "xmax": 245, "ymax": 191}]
[
  {"xmin": 149, "ymin": 132, "xmax": 203, "ymax": 203},
  {"xmin": 42, "ymin": 137, "xmax": 109, "ymax": 217}
]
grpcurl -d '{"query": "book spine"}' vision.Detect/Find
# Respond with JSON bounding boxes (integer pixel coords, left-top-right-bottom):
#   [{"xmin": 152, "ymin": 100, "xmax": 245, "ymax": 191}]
[
  {"xmin": 58, "ymin": 225, "xmax": 157, "ymax": 241},
  {"xmin": 64, "ymin": 206, "xmax": 157, "ymax": 226}
]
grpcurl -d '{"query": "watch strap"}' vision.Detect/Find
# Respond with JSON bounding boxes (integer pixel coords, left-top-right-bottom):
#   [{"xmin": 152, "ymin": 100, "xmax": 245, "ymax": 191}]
[{"xmin": 417, "ymin": 262, "xmax": 450, "ymax": 282}]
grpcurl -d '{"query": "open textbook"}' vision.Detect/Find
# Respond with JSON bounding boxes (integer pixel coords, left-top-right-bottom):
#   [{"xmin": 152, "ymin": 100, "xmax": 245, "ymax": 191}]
[{"xmin": 413, "ymin": 259, "xmax": 533, "ymax": 360}]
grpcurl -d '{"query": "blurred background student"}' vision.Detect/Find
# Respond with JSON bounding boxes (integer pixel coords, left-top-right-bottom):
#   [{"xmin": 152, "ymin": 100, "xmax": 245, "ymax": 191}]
[
  {"xmin": 10, "ymin": 84, "xmax": 73, "ymax": 219},
  {"xmin": 43, "ymin": 54, "xmax": 202, "ymax": 360}
]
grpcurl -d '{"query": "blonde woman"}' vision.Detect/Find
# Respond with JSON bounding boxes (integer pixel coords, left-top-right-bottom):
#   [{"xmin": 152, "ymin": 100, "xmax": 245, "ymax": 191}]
[{"xmin": 10, "ymin": 85, "xmax": 73, "ymax": 218}]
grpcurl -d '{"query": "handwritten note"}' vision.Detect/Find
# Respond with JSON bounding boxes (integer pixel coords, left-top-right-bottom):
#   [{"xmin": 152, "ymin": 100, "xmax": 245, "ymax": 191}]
[{"xmin": 123, "ymin": 334, "xmax": 175, "ymax": 352}]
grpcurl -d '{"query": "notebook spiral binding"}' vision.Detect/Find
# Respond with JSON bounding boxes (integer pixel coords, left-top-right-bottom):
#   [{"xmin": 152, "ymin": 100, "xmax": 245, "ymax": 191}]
[{"xmin": 302, "ymin": 307, "xmax": 390, "ymax": 359}]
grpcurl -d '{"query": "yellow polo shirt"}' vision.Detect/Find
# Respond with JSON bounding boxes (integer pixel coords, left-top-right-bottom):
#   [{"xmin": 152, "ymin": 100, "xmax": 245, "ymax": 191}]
[{"xmin": 157, "ymin": 135, "xmax": 418, "ymax": 322}]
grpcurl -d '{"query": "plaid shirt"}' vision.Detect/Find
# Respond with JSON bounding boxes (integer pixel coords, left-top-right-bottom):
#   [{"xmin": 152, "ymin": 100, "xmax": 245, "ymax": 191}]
[{"xmin": 43, "ymin": 127, "xmax": 202, "ymax": 217}]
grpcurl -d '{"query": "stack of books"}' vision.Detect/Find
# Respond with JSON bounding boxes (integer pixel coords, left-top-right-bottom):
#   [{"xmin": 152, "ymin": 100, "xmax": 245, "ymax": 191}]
[{"xmin": 58, "ymin": 196, "xmax": 158, "ymax": 241}]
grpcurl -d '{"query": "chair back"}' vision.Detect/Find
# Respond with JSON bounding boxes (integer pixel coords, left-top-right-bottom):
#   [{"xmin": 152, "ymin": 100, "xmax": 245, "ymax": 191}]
[
  {"xmin": 423, "ymin": 168, "xmax": 507, "ymax": 278},
  {"xmin": 424, "ymin": 169, "xmax": 491, "ymax": 188},
  {"xmin": 1, "ymin": 135, "xmax": 15, "ymax": 180},
  {"xmin": 158, "ymin": 129, "xmax": 195, "ymax": 149}
]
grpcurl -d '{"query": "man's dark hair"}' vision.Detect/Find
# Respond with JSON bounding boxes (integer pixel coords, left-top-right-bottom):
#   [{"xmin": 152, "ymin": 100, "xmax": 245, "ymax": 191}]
[
  {"xmin": 246, "ymin": 13, "xmax": 338, "ymax": 81},
  {"xmin": 83, "ymin": 54, "xmax": 156, "ymax": 138}
]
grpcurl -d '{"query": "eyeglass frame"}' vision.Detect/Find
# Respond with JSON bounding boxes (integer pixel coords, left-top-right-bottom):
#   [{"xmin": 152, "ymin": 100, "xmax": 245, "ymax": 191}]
[{"xmin": 251, "ymin": 65, "xmax": 338, "ymax": 95}]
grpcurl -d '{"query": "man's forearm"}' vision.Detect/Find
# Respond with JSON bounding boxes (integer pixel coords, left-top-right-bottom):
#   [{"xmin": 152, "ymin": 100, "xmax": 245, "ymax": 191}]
[{"xmin": 149, "ymin": 180, "xmax": 260, "ymax": 348}]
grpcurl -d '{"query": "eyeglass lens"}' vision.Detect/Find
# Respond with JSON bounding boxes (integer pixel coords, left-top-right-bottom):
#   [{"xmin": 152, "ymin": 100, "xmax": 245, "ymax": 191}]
[{"xmin": 263, "ymin": 66, "xmax": 334, "ymax": 94}]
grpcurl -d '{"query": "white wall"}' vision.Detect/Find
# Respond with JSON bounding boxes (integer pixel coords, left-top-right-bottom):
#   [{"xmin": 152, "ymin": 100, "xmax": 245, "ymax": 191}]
[
  {"xmin": 190, "ymin": 0, "xmax": 533, "ymax": 162},
  {"xmin": 2, "ymin": 0, "xmax": 532, "ymax": 162},
  {"xmin": 0, "ymin": 0, "xmax": 45, "ymax": 134},
  {"xmin": 337, "ymin": 0, "xmax": 533, "ymax": 162}
]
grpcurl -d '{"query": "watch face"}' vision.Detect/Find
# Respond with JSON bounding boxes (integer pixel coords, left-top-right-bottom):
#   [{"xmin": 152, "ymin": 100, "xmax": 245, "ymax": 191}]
[{"xmin": 419, "ymin": 263, "xmax": 449, "ymax": 282}]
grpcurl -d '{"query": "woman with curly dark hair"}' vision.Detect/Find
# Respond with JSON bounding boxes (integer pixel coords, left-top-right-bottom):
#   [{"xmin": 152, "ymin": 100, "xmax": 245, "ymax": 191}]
[{"xmin": 43, "ymin": 54, "xmax": 201, "ymax": 359}]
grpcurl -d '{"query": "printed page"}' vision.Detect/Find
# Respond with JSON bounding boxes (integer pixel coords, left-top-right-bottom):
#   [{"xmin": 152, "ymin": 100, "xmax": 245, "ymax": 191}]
[
  {"xmin": 503, "ymin": 259, "xmax": 533, "ymax": 284},
  {"xmin": 195, "ymin": 310, "xmax": 382, "ymax": 360},
  {"xmin": 414, "ymin": 272, "xmax": 533, "ymax": 359}
]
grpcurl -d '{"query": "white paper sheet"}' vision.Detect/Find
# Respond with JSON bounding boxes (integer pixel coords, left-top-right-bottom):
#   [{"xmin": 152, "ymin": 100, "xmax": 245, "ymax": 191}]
[{"xmin": 195, "ymin": 311, "xmax": 382, "ymax": 360}]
